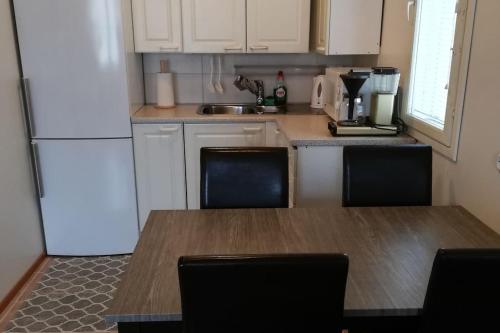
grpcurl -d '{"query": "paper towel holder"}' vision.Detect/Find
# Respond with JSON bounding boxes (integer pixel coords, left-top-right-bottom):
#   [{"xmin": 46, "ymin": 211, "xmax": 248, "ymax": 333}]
[
  {"xmin": 160, "ymin": 60, "xmax": 168, "ymax": 74},
  {"xmin": 155, "ymin": 60, "xmax": 176, "ymax": 109}
]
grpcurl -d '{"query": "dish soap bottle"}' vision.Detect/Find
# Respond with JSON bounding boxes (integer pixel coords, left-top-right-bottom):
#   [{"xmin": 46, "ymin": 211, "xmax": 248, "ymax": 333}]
[{"xmin": 273, "ymin": 71, "xmax": 287, "ymax": 106}]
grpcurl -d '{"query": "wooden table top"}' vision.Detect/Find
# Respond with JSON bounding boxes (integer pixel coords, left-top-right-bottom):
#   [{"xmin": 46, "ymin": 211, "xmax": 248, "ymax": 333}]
[{"xmin": 106, "ymin": 206, "xmax": 500, "ymax": 323}]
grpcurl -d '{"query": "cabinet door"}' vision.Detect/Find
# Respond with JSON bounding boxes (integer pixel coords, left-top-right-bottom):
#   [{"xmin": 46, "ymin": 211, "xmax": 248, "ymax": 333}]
[
  {"xmin": 247, "ymin": 0, "xmax": 311, "ymax": 53},
  {"xmin": 35, "ymin": 139, "xmax": 139, "ymax": 255},
  {"xmin": 265, "ymin": 122, "xmax": 288, "ymax": 147},
  {"xmin": 311, "ymin": 0, "xmax": 330, "ymax": 54},
  {"xmin": 295, "ymin": 146, "xmax": 343, "ymax": 207},
  {"xmin": 132, "ymin": 0, "xmax": 182, "ymax": 52},
  {"xmin": 181, "ymin": 0, "xmax": 246, "ymax": 53},
  {"xmin": 328, "ymin": 0, "xmax": 383, "ymax": 55},
  {"xmin": 133, "ymin": 124, "xmax": 186, "ymax": 230},
  {"xmin": 184, "ymin": 123, "xmax": 266, "ymax": 209}
]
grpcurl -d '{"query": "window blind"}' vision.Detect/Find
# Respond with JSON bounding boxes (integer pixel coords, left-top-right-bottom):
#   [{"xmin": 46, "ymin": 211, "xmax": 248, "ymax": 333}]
[{"xmin": 409, "ymin": 0, "xmax": 458, "ymax": 129}]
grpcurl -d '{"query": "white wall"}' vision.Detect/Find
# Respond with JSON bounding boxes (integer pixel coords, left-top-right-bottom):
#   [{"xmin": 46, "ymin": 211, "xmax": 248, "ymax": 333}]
[
  {"xmin": 379, "ymin": 0, "xmax": 500, "ymax": 233},
  {"xmin": 0, "ymin": 1, "xmax": 45, "ymax": 300},
  {"xmin": 143, "ymin": 53, "xmax": 354, "ymax": 104},
  {"xmin": 377, "ymin": 0, "xmax": 414, "ymax": 86}
]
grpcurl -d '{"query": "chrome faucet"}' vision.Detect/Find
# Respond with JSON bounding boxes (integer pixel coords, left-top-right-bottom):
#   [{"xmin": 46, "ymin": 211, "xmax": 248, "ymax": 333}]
[{"xmin": 233, "ymin": 75, "xmax": 265, "ymax": 106}]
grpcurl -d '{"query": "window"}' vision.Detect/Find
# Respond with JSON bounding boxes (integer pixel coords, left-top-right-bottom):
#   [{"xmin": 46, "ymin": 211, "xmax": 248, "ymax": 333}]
[{"xmin": 405, "ymin": 0, "xmax": 476, "ymax": 160}]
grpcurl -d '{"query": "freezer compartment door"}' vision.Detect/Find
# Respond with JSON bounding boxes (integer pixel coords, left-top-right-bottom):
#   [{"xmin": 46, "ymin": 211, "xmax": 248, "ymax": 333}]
[
  {"xmin": 14, "ymin": 0, "xmax": 131, "ymax": 138},
  {"xmin": 34, "ymin": 139, "xmax": 139, "ymax": 255}
]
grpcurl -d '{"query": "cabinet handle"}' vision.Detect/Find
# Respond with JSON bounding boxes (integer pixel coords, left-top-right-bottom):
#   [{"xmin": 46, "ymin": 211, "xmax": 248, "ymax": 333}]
[
  {"xmin": 243, "ymin": 127, "xmax": 263, "ymax": 134},
  {"xmin": 224, "ymin": 45, "xmax": 243, "ymax": 51},
  {"xmin": 21, "ymin": 78, "xmax": 35, "ymax": 137},
  {"xmin": 249, "ymin": 45, "xmax": 269, "ymax": 51},
  {"xmin": 160, "ymin": 46, "xmax": 179, "ymax": 51},
  {"xmin": 407, "ymin": 0, "xmax": 416, "ymax": 22},
  {"xmin": 31, "ymin": 142, "xmax": 44, "ymax": 198},
  {"xmin": 159, "ymin": 126, "xmax": 180, "ymax": 133}
]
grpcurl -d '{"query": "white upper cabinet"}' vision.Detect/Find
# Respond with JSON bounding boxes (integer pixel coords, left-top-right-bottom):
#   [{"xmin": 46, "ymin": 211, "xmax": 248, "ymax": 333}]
[
  {"xmin": 133, "ymin": 0, "xmax": 313, "ymax": 53},
  {"xmin": 247, "ymin": 0, "xmax": 311, "ymax": 53},
  {"xmin": 311, "ymin": 0, "xmax": 330, "ymax": 53},
  {"xmin": 181, "ymin": 0, "xmax": 246, "ymax": 53},
  {"xmin": 311, "ymin": 0, "xmax": 383, "ymax": 55},
  {"xmin": 132, "ymin": 0, "xmax": 183, "ymax": 53}
]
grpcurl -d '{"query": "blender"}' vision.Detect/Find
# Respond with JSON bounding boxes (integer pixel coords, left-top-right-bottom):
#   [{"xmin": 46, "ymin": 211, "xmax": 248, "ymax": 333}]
[{"xmin": 370, "ymin": 67, "xmax": 401, "ymax": 125}]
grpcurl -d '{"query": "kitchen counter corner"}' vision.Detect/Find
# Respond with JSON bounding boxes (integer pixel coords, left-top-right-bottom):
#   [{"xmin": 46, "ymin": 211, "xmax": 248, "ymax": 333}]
[{"xmin": 131, "ymin": 105, "xmax": 416, "ymax": 147}]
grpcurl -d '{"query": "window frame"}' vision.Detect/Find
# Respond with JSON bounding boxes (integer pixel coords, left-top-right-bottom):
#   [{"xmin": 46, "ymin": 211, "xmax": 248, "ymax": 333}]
[{"xmin": 403, "ymin": 0, "xmax": 477, "ymax": 161}]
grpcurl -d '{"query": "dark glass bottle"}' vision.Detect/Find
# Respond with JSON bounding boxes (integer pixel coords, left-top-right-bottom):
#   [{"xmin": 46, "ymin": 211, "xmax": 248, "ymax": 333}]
[{"xmin": 273, "ymin": 71, "xmax": 287, "ymax": 106}]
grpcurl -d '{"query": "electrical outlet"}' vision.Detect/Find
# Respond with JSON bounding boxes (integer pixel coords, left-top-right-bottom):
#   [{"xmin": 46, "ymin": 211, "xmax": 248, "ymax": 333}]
[{"xmin": 497, "ymin": 153, "xmax": 500, "ymax": 171}]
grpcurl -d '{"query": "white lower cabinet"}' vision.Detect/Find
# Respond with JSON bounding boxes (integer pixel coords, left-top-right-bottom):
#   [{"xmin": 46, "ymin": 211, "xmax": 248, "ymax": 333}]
[
  {"xmin": 184, "ymin": 123, "xmax": 266, "ymax": 209},
  {"xmin": 265, "ymin": 122, "xmax": 288, "ymax": 147},
  {"xmin": 133, "ymin": 124, "xmax": 186, "ymax": 229},
  {"xmin": 295, "ymin": 146, "xmax": 343, "ymax": 207},
  {"xmin": 133, "ymin": 121, "xmax": 300, "ymax": 213}
]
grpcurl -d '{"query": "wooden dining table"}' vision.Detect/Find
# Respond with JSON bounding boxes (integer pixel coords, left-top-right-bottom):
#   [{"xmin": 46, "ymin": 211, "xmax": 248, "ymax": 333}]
[{"xmin": 105, "ymin": 206, "xmax": 500, "ymax": 332}]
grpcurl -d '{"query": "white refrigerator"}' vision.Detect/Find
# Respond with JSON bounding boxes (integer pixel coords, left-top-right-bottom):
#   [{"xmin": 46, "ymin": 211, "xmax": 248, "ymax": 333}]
[{"xmin": 14, "ymin": 0, "xmax": 144, "ymax": 255}]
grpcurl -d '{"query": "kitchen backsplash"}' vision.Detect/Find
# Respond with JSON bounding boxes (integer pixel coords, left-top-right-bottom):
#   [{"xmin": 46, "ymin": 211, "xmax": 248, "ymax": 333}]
[{"xmin": 143, "ymin": 53, "xmax": 377, "ymax": 104}]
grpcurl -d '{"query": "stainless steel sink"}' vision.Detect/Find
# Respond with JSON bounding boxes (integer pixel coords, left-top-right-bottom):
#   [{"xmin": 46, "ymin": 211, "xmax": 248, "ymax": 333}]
[{"xmin": 197, "ymin": 104, "xmax": 286, "ymax": 115}]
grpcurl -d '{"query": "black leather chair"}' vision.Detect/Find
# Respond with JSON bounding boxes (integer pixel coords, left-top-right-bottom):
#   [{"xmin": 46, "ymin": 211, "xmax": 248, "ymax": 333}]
[
  {"xmin": 200, "ymin": 147, "xmax": 289, "ymax": 209},
  {"xmin": 342, "ymin": 144, "xmax": 432, "ymax": 207},
  {"xmin": 419, "ymin": 249, "xmax": 500, "ymax": 333},
  {"xmin": 178, "ymin": 254, "xmax": 349, "ymax": 333}
]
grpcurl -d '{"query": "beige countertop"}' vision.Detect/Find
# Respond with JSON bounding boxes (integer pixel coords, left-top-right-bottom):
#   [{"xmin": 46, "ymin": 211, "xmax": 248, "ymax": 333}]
[{"xmin": 132, "ymin": 105, "xmax": 416, "ymax": 147}]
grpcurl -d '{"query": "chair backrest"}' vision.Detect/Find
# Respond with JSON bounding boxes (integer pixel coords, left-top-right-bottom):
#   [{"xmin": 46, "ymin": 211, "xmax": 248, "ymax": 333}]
[
  {"xmin": 178, "ymin": 254, "xmax": 349, "ymax": 333},
  {"xmin": 200, "ymin": 147, "xmax": 289, "ymax": 209},
  {"xmin": 342, "ymin": 144, "xmax": 432, "ymax": 207},
  {"xmin": 420, "ymin": 249, "xmax": 500, "ymax": 333}
]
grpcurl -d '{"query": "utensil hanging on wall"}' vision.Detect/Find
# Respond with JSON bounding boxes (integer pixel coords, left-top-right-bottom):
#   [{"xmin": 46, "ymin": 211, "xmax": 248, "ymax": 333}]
[
  {"xmin": 215, "ymin": 55, "xmax": 224, "ymax": 94},
  {"xmin": 207, "ymin": 56, "xmax": 216, "ymax": 94}
]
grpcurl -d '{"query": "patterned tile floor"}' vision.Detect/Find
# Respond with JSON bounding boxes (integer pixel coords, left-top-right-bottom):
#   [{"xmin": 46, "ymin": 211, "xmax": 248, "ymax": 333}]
[{"xmin": 3, "ymin": 256, "xmax": 129, "ymax": 333}]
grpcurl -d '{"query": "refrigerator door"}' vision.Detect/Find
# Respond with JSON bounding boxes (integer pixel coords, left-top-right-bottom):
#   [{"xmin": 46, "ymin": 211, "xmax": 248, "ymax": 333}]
[
  {"xmin": 14, "ymin": 0, "xmax": 131, "ymax": 139},
  {"xmin": 33, "ymin": 139, "xmax": 139, "ymax": 255}
]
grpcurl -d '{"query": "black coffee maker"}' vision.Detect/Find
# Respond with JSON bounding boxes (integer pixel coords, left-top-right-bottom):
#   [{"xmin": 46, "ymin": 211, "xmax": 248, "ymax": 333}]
[{"xmin": 338, "ymin": 71, "xmax": 370, "ymax": 127}]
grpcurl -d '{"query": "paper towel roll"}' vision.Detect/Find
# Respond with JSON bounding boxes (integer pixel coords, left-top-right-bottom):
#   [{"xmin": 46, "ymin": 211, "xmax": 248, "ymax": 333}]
[{"xmin": 156, "ymin": 73, "xmax": 175, "ymax": 108}]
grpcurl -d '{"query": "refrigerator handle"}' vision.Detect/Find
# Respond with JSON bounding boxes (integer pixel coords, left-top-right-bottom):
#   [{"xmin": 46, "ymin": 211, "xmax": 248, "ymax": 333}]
[
  {"xmin": 31, "ymin": 142, "xmax": 44, "ymax": 198},
  {"xmin": 21, "ymin": 78, "xmax": 35, "ymax": 137}
]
